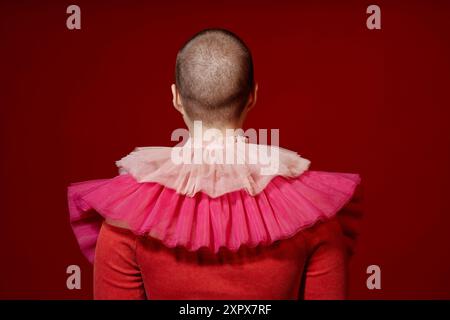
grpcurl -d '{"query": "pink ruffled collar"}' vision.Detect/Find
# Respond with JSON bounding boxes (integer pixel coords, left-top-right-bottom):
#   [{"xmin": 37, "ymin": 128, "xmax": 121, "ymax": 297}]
[
  {"xmin": 67, "ymin": 138, "xmax": 361, "ymax": 262},
  {"xmin": 115, "ymin": 137, "xmax": 311, "ymax": 198}
]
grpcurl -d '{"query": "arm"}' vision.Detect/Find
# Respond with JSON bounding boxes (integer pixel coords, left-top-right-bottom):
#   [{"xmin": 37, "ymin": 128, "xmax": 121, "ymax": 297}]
[{"xmin": 300, "ymin": 218, "xmax": 348, "ymax": 300}]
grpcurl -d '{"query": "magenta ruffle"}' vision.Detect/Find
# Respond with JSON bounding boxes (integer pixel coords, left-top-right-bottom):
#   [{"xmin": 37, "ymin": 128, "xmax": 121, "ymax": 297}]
[{"xmin": 68, "ymin": 171, "xmax": 361, "ymax": 263}]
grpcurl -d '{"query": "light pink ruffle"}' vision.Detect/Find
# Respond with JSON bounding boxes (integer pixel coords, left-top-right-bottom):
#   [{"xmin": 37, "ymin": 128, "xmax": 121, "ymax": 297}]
[
  {"xmin": 116, "ymin": 142, "xmax": 311, "ymax": 198},
  {"xmin": 68, "ymin": 171, "xmax": 361, "ymax": 263}
]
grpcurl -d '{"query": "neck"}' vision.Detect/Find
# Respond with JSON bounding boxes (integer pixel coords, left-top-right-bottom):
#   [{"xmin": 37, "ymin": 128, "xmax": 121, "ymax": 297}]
[{"xmin": 188, "ymin": 120, "xmax": 244, "ymax": 140}]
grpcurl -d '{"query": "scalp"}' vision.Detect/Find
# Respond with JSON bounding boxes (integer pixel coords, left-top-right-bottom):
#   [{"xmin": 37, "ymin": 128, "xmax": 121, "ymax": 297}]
[{"xmin": 175, "ymin": 29, "xmax": 254, "ymax": 125}]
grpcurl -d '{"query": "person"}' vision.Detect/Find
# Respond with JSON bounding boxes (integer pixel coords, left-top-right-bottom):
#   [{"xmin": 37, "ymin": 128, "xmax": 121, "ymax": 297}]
[{"xmin": 67, "ymin": 28, "xmax": 361, "ymax": 300}]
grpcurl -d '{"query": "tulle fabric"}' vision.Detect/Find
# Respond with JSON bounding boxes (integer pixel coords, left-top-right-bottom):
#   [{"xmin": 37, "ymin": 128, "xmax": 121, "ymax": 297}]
[
  {"xmin": 68, "ymin": 171, "xmax": 361, "ymax": 263},
  {"xmin": 115, "ymin": 139, "xmax": 311, "ymax": 198}
]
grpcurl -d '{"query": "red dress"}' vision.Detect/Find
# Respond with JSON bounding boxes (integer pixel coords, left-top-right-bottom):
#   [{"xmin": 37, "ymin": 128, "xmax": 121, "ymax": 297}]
[{"xmin": 68, "ymin": 136, "xmax": 361, "ymax": 299}]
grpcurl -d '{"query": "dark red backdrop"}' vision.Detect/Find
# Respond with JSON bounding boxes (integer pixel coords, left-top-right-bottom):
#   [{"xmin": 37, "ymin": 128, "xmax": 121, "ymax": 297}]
[{"xmin": 1, "ymin": 0, "xmax": 449, "ymax": 299}]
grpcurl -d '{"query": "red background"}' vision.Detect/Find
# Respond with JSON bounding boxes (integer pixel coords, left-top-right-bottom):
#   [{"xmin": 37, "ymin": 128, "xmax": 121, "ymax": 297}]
[{"xmin": 1, "ymin": 0, "xmax": 450, "ymax": 299}]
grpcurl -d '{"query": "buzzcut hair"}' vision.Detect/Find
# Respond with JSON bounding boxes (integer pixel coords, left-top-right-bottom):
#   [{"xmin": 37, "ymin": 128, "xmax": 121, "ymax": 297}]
[{"xmin": 175, "ymin": 28, "xmax": 255, "ymax": 126}]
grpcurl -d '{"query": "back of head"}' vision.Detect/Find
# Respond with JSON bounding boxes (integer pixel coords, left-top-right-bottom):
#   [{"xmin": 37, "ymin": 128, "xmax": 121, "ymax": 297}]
[{"xmin": 175, "ymin": 28, "xmax": 254, "ymax": 126}]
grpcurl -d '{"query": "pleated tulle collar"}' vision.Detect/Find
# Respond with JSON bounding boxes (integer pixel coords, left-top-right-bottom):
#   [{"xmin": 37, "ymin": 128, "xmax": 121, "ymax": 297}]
[
  {"xmin": 68, "ymin": 134, "xmax": 361, "ymax": 260},
  {"xmin": 115, "ymin": 136, "xmax": 311, "ymax": 198}
]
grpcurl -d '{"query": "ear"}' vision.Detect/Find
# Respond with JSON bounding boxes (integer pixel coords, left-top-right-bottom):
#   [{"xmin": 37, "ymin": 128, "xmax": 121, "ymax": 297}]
[
  {"xmin": 245, "ymin": 83, "xmax": 258, "ymax": 112},
  {"xmin": 171, "ymin": 84, "xmax": 185, "ymax": 115}
]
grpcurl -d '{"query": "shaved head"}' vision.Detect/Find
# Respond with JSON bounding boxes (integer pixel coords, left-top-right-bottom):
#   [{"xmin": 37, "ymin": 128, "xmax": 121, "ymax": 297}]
[{"xmin": 175, "ymin": 28, "xmax": 254, "ymax": 126}]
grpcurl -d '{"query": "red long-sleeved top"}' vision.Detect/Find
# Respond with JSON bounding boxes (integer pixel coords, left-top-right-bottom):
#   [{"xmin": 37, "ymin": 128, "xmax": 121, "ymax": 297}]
[{"xmin": 93, "ymin": 217, "xmax": 348, "ymax": 300}]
